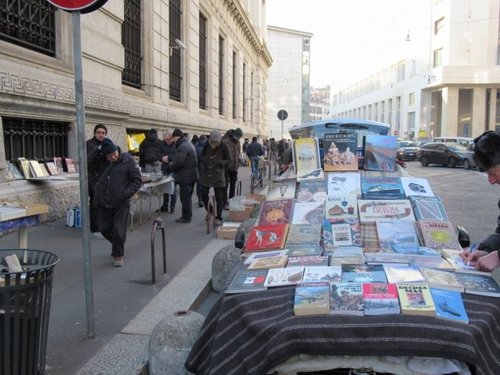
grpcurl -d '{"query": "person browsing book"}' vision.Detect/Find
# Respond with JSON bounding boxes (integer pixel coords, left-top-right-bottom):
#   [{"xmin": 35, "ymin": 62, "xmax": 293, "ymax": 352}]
[{"xmin": 460, "ymin": 130, "xmax": 500, "ymax": 272}]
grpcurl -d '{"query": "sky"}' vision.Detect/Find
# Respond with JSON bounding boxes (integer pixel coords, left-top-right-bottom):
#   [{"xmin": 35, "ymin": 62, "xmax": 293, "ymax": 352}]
[{"xmin": 267, "ymin": 0, "xmax": 426, "ymax": 89}]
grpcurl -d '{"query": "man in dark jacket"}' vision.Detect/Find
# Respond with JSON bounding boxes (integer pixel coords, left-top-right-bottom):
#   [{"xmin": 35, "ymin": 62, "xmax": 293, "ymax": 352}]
[
  {"xmin": 163, "ymin": 128, "xmax": 198, "ymax": 223},
  {"xmin": 199, "ymin": 130, "xmax": 230, "ymax": 226},
  {"xmin": 86, "ymin": 123, "xmax": 108, "ymax": 238},
  {"xmin": 139, "ymin": 128, "xmax": 165, "ymax": 173},
  {"xmin": 246, "ymin": 136, "xmax": 264, "ymax": 177},
  {"xmin": 195, "ymin": 135, "xmax": 208, "ymax": 207},
  {"xmin": 159, "ymin": 130, "xmax": 177, "ymax": 213},
  {"xmin": 222, "ymin": 128, "xmax": 242, "ymax": 209},
  {"xmin": 94, "ymin": 138, "xmax": 142, "ymax": 267}
]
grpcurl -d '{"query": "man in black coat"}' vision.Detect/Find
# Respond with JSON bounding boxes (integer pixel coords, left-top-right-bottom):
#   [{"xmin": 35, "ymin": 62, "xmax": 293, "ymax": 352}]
[
  {"xmin": 94, "ymin": 138, "xmax": 143, "ymax": 267},
  {"xmin": 163, "ymin": 128, "xmax": 198, "ymax": 223},
  {"xmin": 222, "ymin": 128, "xmax": 243, "ymax": 209},
  {"xmin": 159, "ymin": 130, "xmax": 177, "ymax": 213},
  {"xmin": 139, "ymin": 128, "xmax": 165, "ymax": 173}
]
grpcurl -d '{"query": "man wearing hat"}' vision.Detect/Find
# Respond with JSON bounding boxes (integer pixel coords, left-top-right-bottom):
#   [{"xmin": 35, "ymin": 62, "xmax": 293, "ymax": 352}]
[
  {"xmin": 93, "ymin": 138, "xmax": 143, "ymax": 266},
  {"xmin": 162, "ymin": 128, "xmax": 198, "ymax": 223},
  {"xmin": 139, "ymin": 128, "xmax": 165, "ymax": 173},
  {"xmin": 222, "ymin": 128, "xmax": 243, "ymax": 209}
]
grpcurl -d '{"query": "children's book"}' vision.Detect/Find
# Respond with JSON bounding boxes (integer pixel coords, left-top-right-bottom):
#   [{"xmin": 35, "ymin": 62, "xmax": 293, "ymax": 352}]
[
  {"xmin": 430, "ymin": 287, "xmax": 469, "ymax": 323},
  {"xmin": 257, "ymin": 198, "xmax": 294, "ymax": 226},
  {"xmin": 326, "ymin": 172, "xmax": 360, "ymax": 197},
  {"xmin": 454, "ymin": 272, "xmax": 500, "ymax": 297},
  {"xmin": 383, "ymin": 264, "xmax": 425, "ymax": 284},
  {"xmin": 363, "ymin": 135, "xmax": 398, "ymax": 172},
  {"xmin": 285, "ymin": 224, "xmax": 322, "ymax": 246},
  {"xmin": 376, "ymin": 219, "xmax": 419, "ymax": 252},
  {"xmin": 341, "ymin": 264, "xmax": 387, "ymax": 283},
  {"xmin": 358, "ymin": 199, "xmax": 414, "ymax": 224},
  {"xmin": 266, "ymin": 180, "xmax": 297, "ymax": 201},
  {"xmin": 416, "ymin": 220, "xmax": 462, "ymax": 251},
  {"xmin": 286, "ymin": 244, "xmax": 324, "ymax": 257},
  {"xmin": 302, "ymin": 265, "xmax": 342, "ymax": 284},
  {"xmin": 264, "ymin": 266, "xmax": 304, "ymax": 287},
  {"xmin": 295, "ymin": 180, "xmax": 327, "ymax": 203},
  {"xmin": 409, "ymin": 196, "xmax": 449, "ymax": 221},
  {"xmin": 244, "ymin": 224, "xmax": 289, "ymax": 252},
  {"xmin": 360, "ymin": 176, "xmax": 405, "ymax": 200},
  {"xmin": 224, "ymin": 269, "xmax": 269, "ymax": 294},
  {"xmin": 243, "ymin": 250, "xmax": 289, "ymax": 265},
  {"xmin": 397, "ymin": 283, "xmax": 436, "ymax": 316},
  {"xmin": 286, "ymin": 255, "xmax": 329, "ymax": 267},
  {"xmin": 325, "ymin": 195, "xmax": 358, "ymax": 220},
  {"xmin": 323, "ymin": 132, "xmax": 358, "ymax": 172},
  {"xmin": 330, "ymin": 282, "xmax": 364, "ymax": 315},
  {"xmin": 291, "ymin": 201, "xmax": 324, "ymax": 227},
  {"xmin": 247, "ymin": 255, "xmax": 288, "ymax": 270},
  {"xmin": 400, "ymin": 177, "xmax": 434, "ymax": 197},
  {"xmin": 292, "ymin": 137, "xmax": 324, "ymax": 182},
  {"xmin": 420, "ymin": 268, "xmax": 464, "ymax": 292},
  {"xmin": 294, "ymin": 282, "xmax": 331, "ymax": 316},
  {"xmin": 362, "ymin": 283, "xmax": 400, "ymax": 315}
]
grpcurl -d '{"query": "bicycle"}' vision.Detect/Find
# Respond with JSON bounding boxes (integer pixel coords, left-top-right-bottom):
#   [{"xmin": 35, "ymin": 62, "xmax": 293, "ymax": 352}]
[{"xmin": 250, "ymin": 157, "xmax": 267, "ymax": 190}]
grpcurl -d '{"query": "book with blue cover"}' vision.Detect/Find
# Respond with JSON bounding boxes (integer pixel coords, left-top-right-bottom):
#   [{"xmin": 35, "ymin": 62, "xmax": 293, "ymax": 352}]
[
  {"xmin": 430, "ymin": 288, "xmax": 469, "ymax": 323},
  {"xmin": 363, "ymin": 135, "xmax": 398, "ymax": 171},
  {"xmin": 409, "ymin": 195, "xmax": 449, "ymax": 221},
  {"xmin": 341, "ymin": 264, "xmax": 387, "ymax": 283},
  {"xmin": 360, "ymin": 176, "xmax": 405, "ymax": 200}
]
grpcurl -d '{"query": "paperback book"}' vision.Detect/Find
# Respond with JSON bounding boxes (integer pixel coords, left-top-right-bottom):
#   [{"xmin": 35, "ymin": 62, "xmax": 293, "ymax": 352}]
[
  {"xmin": 324, "ymin": 195, "xmax": 358, "ymax": 220},
  {"xmin": 286, "ymin": 244, "xmax": 324, "ymax": 257},
  {"xmin": 266, "ymin": 180, "xmax": 297, "ymax": 201},
  {"xmin": 286, "ymin": 255, "xmax": 329, "ymax": 267},
  {"xmin": 420, "ymin": 268, "xmax": 464, "ymax": 292},
  {"xmin": 295, "ymin": 179, "xmax": 327, "ymax": 203},
  {"xmin": 440, "ymin": 248, "xmax": 481, "ymax": 273},
  {"xmin": 397, "ymin": 283, "xmax": 436, "ymax": 316},
  {"xmin": 326, "ymin": 172, "xmax": 361, "ymax": 197},
  {"xmin": 44, "ymin": 161, "xmax": 60, "ymax": 175},
  {"xmin": 224, "ymin": 269, "xmax": 269, "ymax": 294},
  {"xmin": 329, "ymin": 246, "xmax": 365, "ymax": 265},
  {"xmin": 362, "ymin": 135, "xmax": 398, "ymax": 172},
  {"xmin": 244, "ymin": 224, "xmax": 289, "ymax": 252},
  {"xmin": 341, "ymin": 264, "xmax": 387, "ymax": 283},
  {"xmin": 454, "ymin": 272, "xmax": 500, "ymax": 297},
  {"xmin": 416, "ymin": 220, "xmax": 462, "ymax": 251},
  {"xmin": 258, "ymin": 198, "xmax": 294, "ymax": 226},
  {"xmin": 291, "ymin": 201, "xmax": 324, "ymax": 227},
  {"xmin": 8, "ymin": 161, "xmax": 25, "ymax": 180},
  {"xmin": 243, "ymin": 250, "xmax": 289, "ymax": 265},
  {"xmin": 430, "ymin": 287, "xmax": 469, "ymax": 323},
  {"xmin": 409, "ymin": 195, "xmax": 449, "ymax": 221},
  {"xmin": 302, "ymin": 265, "xmax": 342, "ymax": 284},
  {"xmin": 360, "ymin": 176, "xmax": 405, "ymax": 200},
  {"xmin": 294, "ymin": 282, "xmax": 331, "ymax": 316},
  {"xmin": 383, "ymin": 264, "xmax": 425, "ymax": 284},
  {"xmin": 292, "ymin": 137, "xmax": 324, "ymax": 182},
  {"xmin": 330, "ymin": 282, "xmax": 364, "ymax": 315},
  {"xmin": 376, "ymin": 219, "xmax": 419, "ymax": 252},
  {"xmin": 264, "ymin": 266, "xmax": 304, "ymax": 287},
  {"xmin": 323, "ymin": 132, "xmax": 358, "ymax": 172},
  {"xmin": 247, "ymin": 255, "xmax": 288, "ymax": 270},
  {"xmin": 400, "ymin": 177, "xmax": 435, "ymax": 198},
  {"xmin": 358, "ymin": 199, "xmax": 414, "ymax": 223},
  {"xmin": 362, "ymin": 283, "xmax": 400, "ymax": 315},
  {"xmin": 285, "ymin": 224, "xmax": 322, "ymax": 245}
]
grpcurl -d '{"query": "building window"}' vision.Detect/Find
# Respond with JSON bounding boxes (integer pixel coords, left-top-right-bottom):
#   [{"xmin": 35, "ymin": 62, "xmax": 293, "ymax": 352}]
[
  {"xmin": 169, "ymin": 0, "xmax": 182, "ymax": 102},
  {"xmin": 218, "ymin": 36, "xmax": 224, "ymax": 115},
  {"xmin": 434, "ymin": 17, "xmax": 445, "ymax": 35},
  {"xmin": 122, "ymin": 0, "xmax": 142, "ymax": 88},
  {"xmin": 433, "ymin": 48, "xmax": 443, "ymax": 67},
  {"xmin": 232, "ymin": 51, "xmax": 237, "ymax": 119},
  {"xmin": 3, "ymin": 118, "xmax": 69, "ymax": 161},
  {"xmin": 242, "ymin": 62, "xmax": 246, "ymax": 122},
  {"xmin": 0, "ymin": 0, "xmax": 56, "ymax": 56},
  {"xmin": 409, "ymin": 92, "xmax": 415, "ymax": 106},
  {"xmin": 250, "ymin": 71, "xmax": 254, "ymax": 124},
  {"xmin": 199, "ymin": 13, "xmax": 207, "ymax": 110}
]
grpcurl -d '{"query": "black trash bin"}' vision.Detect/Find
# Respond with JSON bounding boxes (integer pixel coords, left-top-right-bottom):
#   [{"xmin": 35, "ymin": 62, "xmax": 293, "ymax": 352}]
[{"xmin": 0, "ymin": 249, "xmax": 59, "ymax": 375}]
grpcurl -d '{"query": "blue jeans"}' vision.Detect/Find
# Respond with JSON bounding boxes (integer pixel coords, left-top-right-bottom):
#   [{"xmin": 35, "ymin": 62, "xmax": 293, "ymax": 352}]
[
  {"xmin": 179, "ymin": 182, "xmax": 195, "ymax": 220},
  {"xmin": 250, "ymin": 156, "xmax": 260, "ymax": 177}
]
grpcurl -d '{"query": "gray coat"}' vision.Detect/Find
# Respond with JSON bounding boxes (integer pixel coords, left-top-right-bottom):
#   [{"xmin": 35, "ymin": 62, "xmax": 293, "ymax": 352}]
[{"xmin": 165, "ymin": 136, "xmax": 198, "ymax": 185}]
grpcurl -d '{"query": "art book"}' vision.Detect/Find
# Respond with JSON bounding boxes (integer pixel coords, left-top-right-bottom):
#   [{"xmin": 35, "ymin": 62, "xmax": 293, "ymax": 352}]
[
  {"xmin": 302, "ymin": 265, "xmax": 342, "ymax": 284},
  {"xmin": 295, "ymin": 179, "xmax": 327, "ymax": 203},
  {"xmin": 266, "ymin": 180, "xmax": 297, "ymax": 201},
  {"xmin": 257, "ymin": 198, "xmax": 294, "ymax": 226},
  {"xmin": 331, "ymin": 222, "xmax": 353, "ymax": 247},
  {"xmin": 416, "ymin": 220, "xmax": 462, "ymax": 251},
  {"xmin": 358, "ymin": 199, "xmax": 414, "ymax": 224},
  {"xmin": 383, "ymin": 264, "xmax": 425, "ymax": 284},
  {"xmin": 285, "ymin": 224, "xmax": 322, "ymax": 246},
  {"xmin": 420, "ymin": 268, "xmax": 464, "ymax": 292},
  {"xmin": 322, "ymin": 218, "xmax": 362, "ymax": 253},
  {"xmin": 341, "ymin": 264, "xmax": 387, "ymax": 283},
  {"xmin": 360, "ymin": 176, "xmax": 405, "ymax": 200},
  {"xmin": 243, "ymin": 249, "xmax": 289, "ymax": 265},
  {"xmin": 244, "ymin": 224, "xmax": 289, "ymax": 252},
  {"xmin": 400, "ymin": 177, "xmax": 434, "ymax": 198},
  {"xmin": 264, "ymin": 266, "xmax": 304, "ymax": 287},
  {"xmin": 286, "ymin": 255, "xmax": 329, "ymax": 267},
  {"xmin": 376, "ymin": 219, "xmax": 419, "ymax": 252},
  {"xmin": 291, "ymin": 201, "xmax": 324, "ymax": 227},
  {"xmin": 292, "ymin": 137, "xmax": 324, "ymax": 182},
  {"xmin": 329, "ymin": 246, "xmax": 365, "ymax": 266},
  {"xmin": 430, "ymin": 287, "xmax": 469, "ymax": 323},
  {"xmin": 362, "ymin": 135, "xmax": 398, "ymax": 172},
  {"xmin": 326, "ymin": 172, "xmax": 360, "ymax": 197},
  {"xmin": 397, "ymin": 283, "xmax": 436, "ymax": 316},
  {"xmin": 362, "ymin": 283, "xmax": 400, "ymax": 315},
  {"xmin": 247, "ymin": 255, "xmax": 288, "ymax": 270},
  {"xmin": 323, "ymin": 132, "xmax": 358, "ymax": 172},
  {"xmin": 286, "ymin": 244, "xmax": 324, "ymax": 257},
  {"xmin": 409, "ymin": 195, "xmax": 449, "ymax": 221},
  {"xmin": 324, "ymin": 195, "xmax": 358, "ymax": 220},
  {"xmin": 294, "ymin": 282, "xmax": 330, "ymax": 316},
  {"xmin": 224, "ymin": 269, "xmax": 268, "ymax": 294},
  {"xmin": 454, "ymin": 272, "xmax": 500, "ymax": 297},
  {"xmin": 330, "ymin": 282, "xmax": 364, "ymax": 315}
]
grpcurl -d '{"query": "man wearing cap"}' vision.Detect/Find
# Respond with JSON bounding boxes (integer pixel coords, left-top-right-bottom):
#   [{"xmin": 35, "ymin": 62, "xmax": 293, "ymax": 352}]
[
  {"xmin": 460, "ymin": 130, "xmax": 500, "ymax": 272},
  {"xmin": 222, "ymin": 128, "xmax": 243, "ymax": 209},
  {"xmin": 139, "ymin": 128, "xmax": 165, "ymax": 173},
  {"xmin": 163, "ymin": 128, "xmax": 198, "ymax": 223},
  {"xmin": 94, "ymin": 138, "xmax": 143, "ymax": 267}
]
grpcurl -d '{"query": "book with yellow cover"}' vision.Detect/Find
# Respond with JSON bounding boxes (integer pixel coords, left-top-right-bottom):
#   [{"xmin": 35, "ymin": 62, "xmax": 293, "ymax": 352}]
[{"xmin": 397, "ymin": 283, "xmax": 436, "ymax": 316}]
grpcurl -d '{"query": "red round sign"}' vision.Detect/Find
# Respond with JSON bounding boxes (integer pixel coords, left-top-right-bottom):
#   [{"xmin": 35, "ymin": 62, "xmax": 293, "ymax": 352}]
[{"xmin": 46, "ymin": 0, "xmax": 107, "ymax": 12}]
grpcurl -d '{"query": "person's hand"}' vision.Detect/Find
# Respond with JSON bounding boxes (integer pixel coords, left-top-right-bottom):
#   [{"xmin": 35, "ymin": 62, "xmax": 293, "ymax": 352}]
[
  {"xmin": 475, "ymin": 251, "xmax": 500, "ymax": 272},
  {"xmin": 161, "ymin": 155, "xmax": 168, "ymax": 163},
  {"xmin": 459, "ymin": 249, "xmax": 488, "ymax": 265}
]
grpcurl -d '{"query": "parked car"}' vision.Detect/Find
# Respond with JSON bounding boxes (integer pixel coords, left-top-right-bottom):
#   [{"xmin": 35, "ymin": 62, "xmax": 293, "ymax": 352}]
[
  {"xmin": 397, "ymin": 140, "xmax": 419, "ymax": 161},
  {"xmin": 463, "ymin": 142, "xmax": 476, "ymax": 169},
  {"xmin": 416, "ymin": 142, "xmax": 467, "ymax": 168},
  {"xmin": 433, "ymin": 136, "xmax": 473, "ymax": 147}
]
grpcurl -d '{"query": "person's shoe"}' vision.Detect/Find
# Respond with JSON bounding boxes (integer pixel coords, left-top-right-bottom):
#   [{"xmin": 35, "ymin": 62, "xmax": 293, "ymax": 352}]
[
  {"xmin": 158, "ymin": 206, "xmax": 169, "ymax": 213},
  {"xmin": 198, "ymin": 201, "xmax": 204, "ymax": 207},
  {"xmin": 90, "ymin": 232, "xmax": 105, "ymax": 240},
  {"xmin": 223, "ymin": 203, "xmax": 230, "ymax": 210},
  {"xmin": 175, "ymin": 217, "xmax": 191, "ymax": 223},
  {"xmin": 214, "ymin": 218, "xmax": 223, "ymax": 227},
  {"xmin": 113, "ymin": 257, "xmax": 124, "ymax": 267},
  {"xmin": 169, "ymin": 208, "xmax": 175, "ymax": 214}
]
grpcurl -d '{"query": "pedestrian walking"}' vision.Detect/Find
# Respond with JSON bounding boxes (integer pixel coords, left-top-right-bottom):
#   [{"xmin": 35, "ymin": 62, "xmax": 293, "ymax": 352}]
[
  {"xmin": 195, "ymin": 135, "xmax": 208, "ymax": 207},
  {"xmin": 246, "ymin": 136, "xmax": 264, "ymax": 178},
  {"xmin": 222, "ymin": 128, "xmax": 243, "ymax": 209}
]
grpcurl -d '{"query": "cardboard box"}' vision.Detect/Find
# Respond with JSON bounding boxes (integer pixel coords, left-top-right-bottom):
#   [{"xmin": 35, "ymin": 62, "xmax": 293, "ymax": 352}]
[
  {"xmin": 216, "ymin": 225, "xmax": 239, "ymax": 240},
  {"xmin": 229, "ymin": 206, "xmax": 253, "ymax": 222},
  {"xmin": 24, "ymin": 203, "xmax": 49, "ymax": 216},
  {"xmin": 245, "ymin": 194, "xmax": 266, "ymax": 204}
]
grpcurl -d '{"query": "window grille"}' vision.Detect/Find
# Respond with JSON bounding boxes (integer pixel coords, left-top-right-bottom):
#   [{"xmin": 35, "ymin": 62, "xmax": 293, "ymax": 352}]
[
  {"xmin": 199, "ymin": 13, "xmax": 207, "ymax": 110},
  {"xmin": 218, "ymin": 36, "xmax": 224, "ymax": 115},
  {"xmin": 3, "ymin": 118, "xmax": 69, "ymax": 161},
  {"xmin": 0, "ymin": 0, "xmax": 56, "ymax": 56},
  {"xmin": 122, "ymin": 0, "xmax": 142, "ymax": 88},
  {"xmin": 232, "ymin": 51, "xmax": 237, "ymax": 119},
  {"xmin": 242, "ymin": 62, "xmax": 246, "ymax": 122},
  {"xmin": 169, "ymin": 0, "xmax": 182, "ymax": 101}
]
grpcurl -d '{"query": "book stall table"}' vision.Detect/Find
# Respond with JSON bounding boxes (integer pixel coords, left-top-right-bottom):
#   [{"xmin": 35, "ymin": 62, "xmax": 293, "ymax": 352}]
[{"xmin": 0, "ymin": 204, "xmax": 49, "ymax": 248}]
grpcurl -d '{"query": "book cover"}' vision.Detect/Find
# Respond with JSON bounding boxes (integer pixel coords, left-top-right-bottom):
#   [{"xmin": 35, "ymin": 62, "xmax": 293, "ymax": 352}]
[
  {"xmin": 63, "ymin": 158, "xmax": 77, "ymax": 173},
  {"xmin": 302, "ymin": 265, "xmax": 342, "ymax": 284},
  {"xmin": 331, "ymin": 222, "xmax": 353, "ymax": 246},
  {"xmin": 243, "ymin": 249, "xmax": 289, "ymax": 265},
  {"xmin": 292, "ymin": 137, "xmax": 324, "ymax": 181},
  {"xmin": 44, "ymin": 161, "xmax": 60, "ymax": 175},
  {"xmin": 341, "ymin": 264, "xmax": 387, "ymax": 283},
  {"xmin": 291, "ymin": 201, "xmax": 324, "ymax": 227},
  {"xmin": 295, "ymin": 179, "xmax": 327, "ymax": 203},
  {"xmin": 358, "ymin": 199, "xmax": 414, "ymax": 223},
  {"xmin": 330, "ymin": 282, "xmax": 364, "ymax": 315},
  {"xmin": 247, "ymin": 255, "xmax": 288, "ymax": 270},
  {"xmin": 362, "ymin": 283, "xmax": 400, "ymax": 315},
  {"xmin": 409, "ymin": 256, "xmax": 455, "ymax": 270},
  {"xmin": 224, "ymin": 269, "xmax": 269, "ymax": 294},
  {"xmin": 430, "ymin": 287, "xmax": 469, "ymax": 323},
  {"xmin": 324, "ymin": 195, "xmax": 358, "ymax": 220},
  {"xmin": 383, "ymin": 264, "xmax": 425, "ymax": 284},
  {"xmin": 17, "ymin": 157, "xmax": 31, "ymax": 179},
  {"xmin": 363, "ymin": 135, "xmax": 398, "ymax": 172},
  {"xmin": 393, "ymin": 245, "xmax": 441, "ymax": 257},
  {"xmin": 286, "ymin": 255, "xmax": 329, "ymax": 267},
  {"xmin": 416, "ymin": 220, "xmax": 462, "ymax": 251},
  {"xmin": 28, "ymin": 160, "xmax": 45, "ymax": 178},
  {"xmin": 323, "ymin": 132, "xmax": 358, "ymax": 172},
  {"xmin": 266, "ymin": 180, "xmax": 297, "ymax": 201},
  {"xmin": 244, "ymin": 224, "xmax": 289, "ymax": 252},
  {"xmin": 420, "ymin": 268, "xmax": 464, "ymax": 292},
  {"xmin": 326, "ymin": 172, "xmax": 360, "ymax": 197},
  {"xmin": 360, "ymin": 176, "xmax": 405, "ymax": 200},
  {"xmin": 53, "ymin": 157, "xmax": 64, "ymax": 174},
  {"xmin": 400, "ymin": 177, "xmax": 435, "ymax": 198},
  {"xmin": 409, "ymin": 195, "xmax": 449, "ymax": 221},
  {"xmin": 285, "ymin": 224, "xmax": 322, "ymax": 246},
  {"xmin": 8, "ymin": 161, "xmax": 25, "ymax": 180},
  {"xmin": 397, "ymin": 283, "xmax": 436, "ymax": 316},
  {"xmin": 329, "ymin": 246, "xmax": 365, "ymax": 265},
  {"xmin": 454, "ymin": 272, "xmax": 500, "ymax": 297},
  {"xmin": 322, "ymin": 218, "xmax": 362, "ymax": 253},
  {"xmin": 286, "ymin": 244, "xmax": 324, "ymax": 257},
  {"xmin": 294, "ymin": 281, "xmax": 331, "ymax": 316},
  {"xmin": 257, "ymin": 198, "xmax": 294, "ymax": 226},
  {"xmin": 440, "ymin": 248, "xmax": 482, "ymax": 273},
  {"xmin": 376, "ymin": 219, "xmax": 419, "ymax": 252},
  {"xmin": 264, "ymin": 266, "xmax": 304, "ymax": 287}
]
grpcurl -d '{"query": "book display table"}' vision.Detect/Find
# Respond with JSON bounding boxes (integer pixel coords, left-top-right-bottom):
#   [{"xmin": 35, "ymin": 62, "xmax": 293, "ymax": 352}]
[{"xmin": 0, "ymin": 204, "xmax": 48, "ymax": 248}]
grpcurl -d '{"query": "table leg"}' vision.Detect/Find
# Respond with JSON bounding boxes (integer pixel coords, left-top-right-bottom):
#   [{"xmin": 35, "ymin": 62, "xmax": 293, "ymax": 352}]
[{"xmin": 19, "ymin": 226, "xmax": 28, "ymax": 248}]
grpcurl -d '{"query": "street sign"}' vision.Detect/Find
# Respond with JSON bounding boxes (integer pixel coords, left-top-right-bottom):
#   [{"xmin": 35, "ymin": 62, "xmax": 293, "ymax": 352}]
[
  {"xmin": 277, "ymin": 109, "xmax": 288, "ymax": 121},
  {"xmin": 46, "ymin": 0, "xmax": 108, "ymax": 13}
]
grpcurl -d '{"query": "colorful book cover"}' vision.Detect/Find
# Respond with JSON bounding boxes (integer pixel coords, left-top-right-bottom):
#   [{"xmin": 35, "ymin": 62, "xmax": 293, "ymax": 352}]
[
  {"xmin": 258, "ymin": 198, "xmax": 294, "ymax": 226},
  {"xmin": 224, "ymin": 269, "xmax": 269, "ymax": 294},
  {"xmin": 266, "ymin": 180, "xmax": 297, "ymax": 201},
  {"xmin": 330, "ymin": 282, "xmax": 364, "ymax": 315},
  {"xmin": 397, "ymin": 283, "xmax": 436, "ymax": 316},
  {"xmin": 323, "ymin": 132, "xmax": 358, "ymax": 172},
  {"xmin": 286, "ymin": 255, "xmax": 329, "ymax": 267},
  {"xmin": 302, "ymin": 265, "xmax": 342, "ymax": 284},
  {"xmin": 341, "ymin": 264, "xmax": 387, "ymax": 283},
  {"xmin": 416, "ymin": 220, "xmax": 462, "ymax": 251},
  {"xmin": 362, "ymin": 283, "xmax": 400, "ymax": 315},
  {"xmin": 264, "ymin": 266, "xmax": 304, "ymax": 287},
  {"xmin": 360, "ymin": 176, "xmax": 405, "ymax": 200},
  {"xmin": 430, "ymin": 287, "xmax": 469, "ymax": 323},
  {"xmin": 292, "ymin": 137, "xmax": 324, "ymax": 181},
  {"xmin": 329, "ymin": 246, "xmax": 365, "ymax": 266},
  {"xmin": 454, "ymin": 272, "xmax": 500, "ymax": 297},
  {"xmin": 294, "ymin": 281, "xmax": 331, "ymax": 316},
  {"xmin": 247, "ymin": 255, "xmax": 288, "ymax": 270},
  {"xmin": 376, "ymin": 219, "xmax": 419, "ymax": 252},
  {"xmin": 400, "ymin": 177, "xmax": 435, "ymax": 197},
  {"xmin": 363, "ymin": 135, "xmax": 398, "ymax": 171},
  {"xmin": 409, "ymin": 196, "xmax": 449, "ymax": 221},
  {"xmin": 286, "ymin": 244, "xmax": 324, "ymax": 257},
  {"xmin": 285, "ymin": 224, "xmax": 322, "ymax": 245},
  {"xmin": 420, "ymin": 268, "xmax": 464, "ymax": 292},
  {"xmin": 383, "ymin": 264, "xmax": 425, "ymax": 284},
  {"xmin": 331, "ymin": 222, "xmax": 353, "ymax": 246},
  {"xmin": 322, "ymin": 218, "xmax": 362, "ymax": 253},
  {"xmin": 326, "ymin": 172, "xmax": 360, "ymax": 197},
  {"xmin": 295, "ymin": 179, "xmax": 327, "ymax": 203},
  {"xmin": 291, "ymin": 201, "xmax": 324, "ymax": 227},
  {"xmin": 244, "ymin": 224, "xmax": 289, "ymax": 252},
  {"xmin": 358, "ymin": 199, "xmax": 414, "ymax": 223},
  {"xmin": 324, "ymin": 195, "xmax": 358, "ymax": 220}
]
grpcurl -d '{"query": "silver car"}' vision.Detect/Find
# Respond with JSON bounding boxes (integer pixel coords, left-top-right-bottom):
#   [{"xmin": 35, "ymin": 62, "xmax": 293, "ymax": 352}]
[{"xmin": 463, "ymin": 142, "xmax": 476, "ymax": 169}]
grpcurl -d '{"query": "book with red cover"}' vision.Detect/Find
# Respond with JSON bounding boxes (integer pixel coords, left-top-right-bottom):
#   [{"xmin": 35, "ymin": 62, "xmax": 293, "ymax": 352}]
[
  {"xmin": 257, "ymin": 198, "xmax": 294, "ymax": 226},
  {"xmin": 244, "ymin": 224, "xmax": 289, "ymax": 252}
]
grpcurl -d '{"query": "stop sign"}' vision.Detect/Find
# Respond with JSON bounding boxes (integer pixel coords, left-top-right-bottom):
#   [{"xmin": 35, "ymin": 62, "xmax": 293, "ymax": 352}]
[{"xmin": 46, "ymin": 0, "xmax": 108, "ymax": 13}]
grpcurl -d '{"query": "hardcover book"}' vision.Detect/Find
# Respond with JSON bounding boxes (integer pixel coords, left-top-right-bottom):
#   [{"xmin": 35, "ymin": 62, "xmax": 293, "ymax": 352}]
[
  {"xmin": 286, "ymin": 255, "xmax": 329, "ymax": 267},
  {"xmin": 291, "ymin": 201, "xmax": 324, "ymax": 227},
  {"xmin": 363, "ymin": 135, "xmax": 398, "ymax": 172},
  {"xmin": 360, "ymin": 176, "xmax": 405, "ymax": 200},
  {"xmin": 409, "ymin": 195, "xmax": 449, "ymax": 221},
  {"xmin": 322, "ymin": 218, "xmax": 362, "ymax": 252},
  {"xmin": 357, "ymin": 199, "xmax": 414, "ymax": 223},
  {"xmin": 400, "ymin": 177, "xmax": 435, "ymax": 197},
  {"xmin": 243, "ymin": 250, "xmax": 289, "ymax": 265},
  {"xmin": 294, "ymin": 282, "xmax": 331, "ymax": 316},
  {"xmin": 257, "ymin": 198, "xmax": 294, "ymax": 226},
  {"xmin": 324, "ymin": 195, "xmax": 358, "ymax": 220},
  {"xmin": 53, "ymin": 157, "xmax": 64, "ymax": 174},
  {"xmin": 376, "ymin": 219, "xmax": 419, "ymax": 252},
  {"xmin": 454, "ymin": 272, "xmax": 500, "ymax": 297},
  {"xmin": 44, "ymin": 161, "xmax": 60, "ymax": 175},
  {"xmin": 416, "ymin": 220, "xmax": 462, "ymax": 251},
  {"xmin": 323, "ymin": 132, "xmax": 358, "ymax": 172},
  {"xmin": 302, "ymin": 265, "xmax": 342, "ymax": 284},
  {"xmin": 329, "ymin": 246, "xmax": 365, "ymax": 266},
  {"xmin": 266, "ymin": 180, "xmax": 297, "ymax": 201},
  {"xmin": 244, "ymin": 224, "xmax": 289, "ymax": 252},
  {"xmin": 247, "ymin": 255, "xmax": 288, "ymax": 270},
  {"xmin": 295, "ymin": 179, "xmax": 327, "ymax": 203},
  {"xmin": 286, "ymin": 244, "xmax": 324, "ymax": 257},
  {"xmin": 224, "ymin": 269, "xmax": 269, "ymax": 294},
  {"xmin": 326, "ymin": 172, "xmax": 360, "ymax": 197},
  {"xmin": 341, "ymin": 264, "xmax": 387, "ymax": 283},
  {"xmin": 8, "ymin": 161, "xmax": 25, "ymax": 180},
  {"xmin": 292, "ymin": 137, "xmax": 324, "ymax": 182},
  {"xmin": 285, "ymin": 224, "xmax": 322, "ymax": 245},
  {"xmin": 397, "ymin": 283, "xmax": 436, "ymax": 316},
  {"xmin": 330, "ymin": 282, "xmax": 364, "ymax": 315},
  {"xmin": 383, "ymin": 264, "xmax": 425, "ymax": 284},
  {"xmin": 362, "ymin": 283, "xmax": 400, "ymax": 315},
  {"xmin": 17, "ymin": 157, "xmax": 31, "ymax": 179},
  {"xmin": 63, "ymin": 158, "xmax": 77, "ymax": 173},
  {"xmin": 420, "ymin": 268, "xmax": 464, "ymax": 292},
  {"xmin": 430, "ymin": 287, "xmax": 469, "ymax": 323},
  {"xmin": 331, "ymin": 222, "xmax": 353, "ymax": 246},
  {"xmin": 264, "ymin": 266, "xmax": 304, "ymax": 287},
  {"xmin": 28, "ymin": 160, "xmax": 46, "ymax": 178}
]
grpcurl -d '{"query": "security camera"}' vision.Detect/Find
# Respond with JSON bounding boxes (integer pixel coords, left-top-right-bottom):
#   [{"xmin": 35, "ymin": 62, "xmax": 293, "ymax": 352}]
[{"xmin": 175, "ymin": 38, "xmax": 186, "ymax": 49}]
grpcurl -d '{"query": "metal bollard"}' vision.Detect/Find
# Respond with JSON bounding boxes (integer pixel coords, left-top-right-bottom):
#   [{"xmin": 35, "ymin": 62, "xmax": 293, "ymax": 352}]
[{"xmin": 150, "ymin": 217, "xmax": 167, "ymax": 284}]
